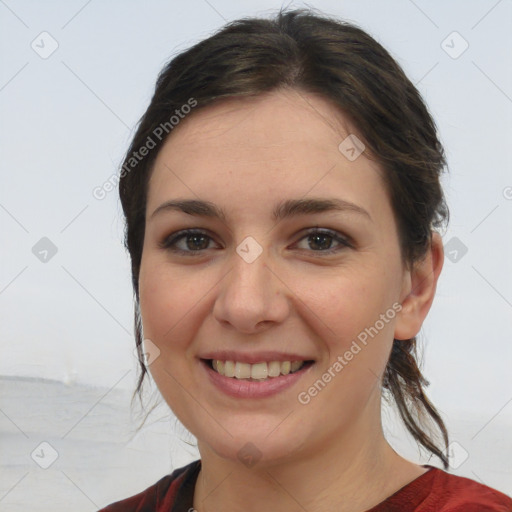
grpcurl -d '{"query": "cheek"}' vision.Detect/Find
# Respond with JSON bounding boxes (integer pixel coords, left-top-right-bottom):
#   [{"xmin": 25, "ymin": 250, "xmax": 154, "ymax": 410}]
[
  {"xmin": 292, "ymin": 267, "xmax": 398, "ymax": 380},
  {"xmin": 138, "ymin": 259, "xmax": 205, "ymax": 351},
  {"xmin": 300, "ymin": 266, "xmax": 395, "ymax": 335},
  {"xmin": 138, "ymin": 260, "xmax": 211, "ymax": 423}
]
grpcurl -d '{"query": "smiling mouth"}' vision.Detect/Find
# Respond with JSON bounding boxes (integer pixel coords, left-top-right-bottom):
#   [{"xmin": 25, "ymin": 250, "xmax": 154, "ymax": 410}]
[{"xmin": 202, "ymin": 359, "xmax": 315, "ymax": 381}]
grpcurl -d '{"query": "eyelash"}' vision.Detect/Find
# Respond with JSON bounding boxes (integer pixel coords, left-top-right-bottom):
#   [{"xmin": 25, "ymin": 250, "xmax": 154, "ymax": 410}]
[{"xmin": 158, "ymin": 228, "xmax": 352, "ymax": 256}]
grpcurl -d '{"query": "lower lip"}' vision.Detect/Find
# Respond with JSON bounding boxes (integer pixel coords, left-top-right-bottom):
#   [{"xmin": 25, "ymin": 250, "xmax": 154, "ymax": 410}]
[{"xmin": 200, "ymin": 359, "xmax": 314, "ymax": 399}]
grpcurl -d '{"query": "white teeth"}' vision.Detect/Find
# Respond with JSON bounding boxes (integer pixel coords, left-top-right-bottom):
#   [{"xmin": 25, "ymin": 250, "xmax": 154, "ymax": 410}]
[
  {"xmin": 224, "ymin": 360, "xmax": 235, "ymax": 378},
  {"xmin": 251, "ymin": 362, "xmax": 268, "ymax": 380},
  {"xmin": 235, "ymin": 361, "xmax": 251, "ymax": 379},
  {"xmin": 268, "ymin": 361, "xmax": 281, "ymax": 377},
  {"xmin": 210, "ymin": 359, "xmax": 307, "ymax": 380}
]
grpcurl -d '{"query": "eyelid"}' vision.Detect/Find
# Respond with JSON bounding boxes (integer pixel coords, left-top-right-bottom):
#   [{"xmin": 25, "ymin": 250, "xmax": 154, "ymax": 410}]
[
  {"xmin": 292, "ymin": 227, "xmax": 353, "ymax": 254},
  {"xmin": 158, "ymin": 228, "xmax": 220, "ymax": 251}
]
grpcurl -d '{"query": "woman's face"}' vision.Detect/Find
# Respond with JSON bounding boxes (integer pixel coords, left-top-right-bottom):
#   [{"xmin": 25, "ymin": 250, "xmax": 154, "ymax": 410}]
[{"xmin": 139, "ymin": 89, "xmax": 413, "ymax": 466}]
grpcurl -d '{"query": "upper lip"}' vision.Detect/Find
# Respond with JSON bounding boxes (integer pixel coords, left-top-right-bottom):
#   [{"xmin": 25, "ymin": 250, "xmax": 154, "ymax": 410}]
[{"xmin": 199, "ymin": 351, "xmax": 315, "ymax": 364}]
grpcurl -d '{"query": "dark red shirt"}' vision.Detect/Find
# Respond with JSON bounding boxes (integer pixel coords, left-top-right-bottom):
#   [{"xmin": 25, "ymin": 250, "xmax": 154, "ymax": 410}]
[{"xmin": 98, "ymin": 459, "xmax": 512, "ymax": 511}]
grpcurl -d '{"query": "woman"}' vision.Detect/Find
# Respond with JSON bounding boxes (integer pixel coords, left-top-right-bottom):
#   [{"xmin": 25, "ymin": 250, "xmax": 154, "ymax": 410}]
[{"xmin": 99, "ymin": 8, "xmax": 512, "ymax": 512}]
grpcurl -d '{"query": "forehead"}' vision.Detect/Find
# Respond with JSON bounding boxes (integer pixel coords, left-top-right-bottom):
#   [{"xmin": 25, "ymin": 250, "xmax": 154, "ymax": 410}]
[
  {"xmin": 156, "ymin": 89, "xmax": 361, "ymax": 159},
  {"xmin": 147, "ymin": 89, "xmax": 389, "ymax": 224}
]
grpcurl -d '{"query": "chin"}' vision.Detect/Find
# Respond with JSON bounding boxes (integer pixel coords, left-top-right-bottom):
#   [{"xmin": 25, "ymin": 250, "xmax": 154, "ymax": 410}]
[{"xmin": 195, "ymin": 421, "xmax": 311, "ymax": 470}]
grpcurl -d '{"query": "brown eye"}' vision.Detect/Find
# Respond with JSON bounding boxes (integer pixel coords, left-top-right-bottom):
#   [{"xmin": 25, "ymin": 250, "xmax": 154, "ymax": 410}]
[
  {"xmin": 294, "ymin": 229, "xmax": 351, "ymax": 254},
  {"xmin": 159, "ymin": 227, "xmax": 351, "ymax": 256},
  {"xmin": 159, "ymin": 229, "xmax": 218, "ymax": 254}
]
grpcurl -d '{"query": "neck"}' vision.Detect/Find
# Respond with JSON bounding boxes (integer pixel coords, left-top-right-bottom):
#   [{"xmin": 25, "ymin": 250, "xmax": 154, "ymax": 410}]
[{"xmin": 192, "ymin": 399, "xmax": 425, "ymax": 512}]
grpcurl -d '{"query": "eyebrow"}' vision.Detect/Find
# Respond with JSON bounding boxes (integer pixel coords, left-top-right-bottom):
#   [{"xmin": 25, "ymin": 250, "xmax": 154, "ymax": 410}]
[{"xmin": 150, "ymin": 197, "xmax": 372, "ymax": 222}]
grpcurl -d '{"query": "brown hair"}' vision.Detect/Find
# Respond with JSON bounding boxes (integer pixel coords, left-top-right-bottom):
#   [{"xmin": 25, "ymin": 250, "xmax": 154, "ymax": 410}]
[{"xmin": 119, "ymin": 7, "xmax": 450, "ymax": 468}]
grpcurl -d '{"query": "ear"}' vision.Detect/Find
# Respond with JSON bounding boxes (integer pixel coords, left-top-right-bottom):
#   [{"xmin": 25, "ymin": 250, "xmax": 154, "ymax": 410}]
[{"xmin": 394, "ymin": 232, "xmax": 444, "ymax": 341}]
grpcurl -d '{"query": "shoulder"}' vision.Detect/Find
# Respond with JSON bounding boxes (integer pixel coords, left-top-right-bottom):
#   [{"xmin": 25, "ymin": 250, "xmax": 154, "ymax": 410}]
[
  {"xmin": 425, "ymin": 468, "xmax": 512, "ymax": 512},
  {"xmin": 97, "ymin": 459, "xmax": 201, "ymax": 512}
]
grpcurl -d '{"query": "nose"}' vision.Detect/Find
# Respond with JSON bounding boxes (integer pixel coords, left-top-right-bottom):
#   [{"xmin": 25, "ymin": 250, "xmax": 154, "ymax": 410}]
[{"xmin": 212, "ymin": 247, "xmax": 290, "ymax": 334}]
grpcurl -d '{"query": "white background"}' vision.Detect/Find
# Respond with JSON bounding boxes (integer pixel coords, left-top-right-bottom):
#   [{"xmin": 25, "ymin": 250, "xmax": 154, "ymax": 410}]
[{"xmin": 1, "ymin": 0, "xmax": 511, "ymax": 509}]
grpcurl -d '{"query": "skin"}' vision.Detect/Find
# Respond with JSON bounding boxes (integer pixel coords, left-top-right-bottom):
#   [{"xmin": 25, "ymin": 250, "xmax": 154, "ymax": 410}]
[{"xmin": 138, "ymin": 88, "xmax": 444, "ymax": 512}]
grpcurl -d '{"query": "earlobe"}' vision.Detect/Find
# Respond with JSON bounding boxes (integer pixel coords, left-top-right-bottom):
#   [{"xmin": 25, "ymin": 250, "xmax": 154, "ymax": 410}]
[{"xmin": 394, "ymin": 232, "xmax": 444, "ymax": 341}]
